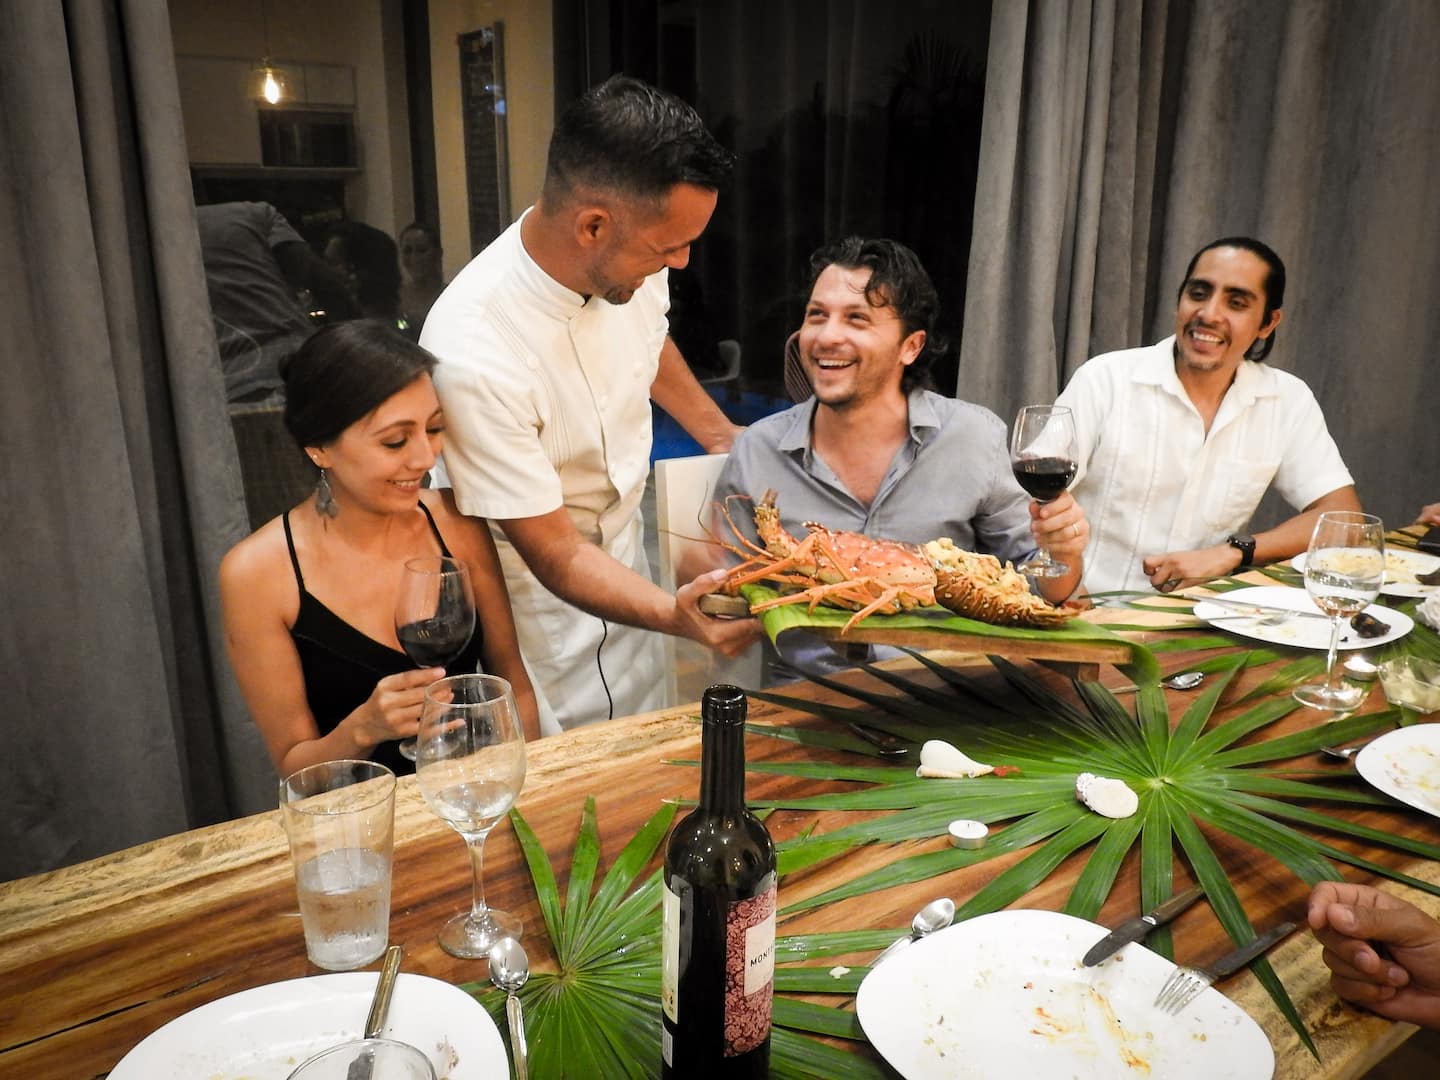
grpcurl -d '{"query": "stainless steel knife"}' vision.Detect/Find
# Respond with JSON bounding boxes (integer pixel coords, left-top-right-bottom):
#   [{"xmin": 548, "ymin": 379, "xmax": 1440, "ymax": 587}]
[
  {"xmin": 1181, "ymin": 593, "xmax": 1329, "ymax": 621},
  {"xmin": 1203, "ymin": 919, "xmax": 1297, "ymax": 980},
  {"xmin": 1082, "ymin": 885, "xmax": 1206, "ymax": 966}
]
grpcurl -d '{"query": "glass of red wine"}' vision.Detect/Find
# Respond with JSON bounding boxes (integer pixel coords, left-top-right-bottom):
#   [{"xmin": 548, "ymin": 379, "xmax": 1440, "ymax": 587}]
[
  {"xmin": 1009, "ymin": 405, "xmax": 1079, "ymax": 579},
  {"xmin": 394, "ymin": 555, "xmax": 475, "ymax": 761}
]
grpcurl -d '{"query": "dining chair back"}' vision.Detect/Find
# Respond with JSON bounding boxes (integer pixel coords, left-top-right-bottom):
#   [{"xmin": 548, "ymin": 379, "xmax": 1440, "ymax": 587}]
[
  {"xmin": 230, "ymin": 400, "xmax": 314, "ymax": 530},
  {"xmin": 653, "ymin": 453, "xmax": 763, "ymax": 706},
  {"xmin": 782, "ymin": 330, "xmax": 811, "ymax": 403}
]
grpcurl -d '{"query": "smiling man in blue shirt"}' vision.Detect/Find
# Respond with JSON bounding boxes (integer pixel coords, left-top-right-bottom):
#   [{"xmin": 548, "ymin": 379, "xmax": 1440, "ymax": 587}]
[{"xmin": 713, "ymin": 236, "xmax": 1088, "ymax": 677}]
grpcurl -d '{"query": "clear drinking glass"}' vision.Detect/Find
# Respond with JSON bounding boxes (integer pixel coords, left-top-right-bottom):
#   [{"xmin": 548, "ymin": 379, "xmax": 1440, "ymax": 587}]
[
  {"xmin": 415, "ymin": 673, "xmax": 527, "ymax": 958},
  {"xmin": 394, "ymin": 556, "xmax": 475, "ymax": 761},
  {"xmin": 1293, "ymin": 511, "xmax": 1385, "ymax": 712},
  {"xmin": 1009, "ymin": 405, "xmax": 1079, "ymax": 578}
]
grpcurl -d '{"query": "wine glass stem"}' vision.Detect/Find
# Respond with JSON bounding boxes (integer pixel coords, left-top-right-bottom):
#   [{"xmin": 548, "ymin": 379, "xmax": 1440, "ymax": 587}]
[
  {"xmin": 465, "ymin": 830, "xmax": 495, "ymax": 922},
  {"xmin": 1324, "ymin": 615, "xmax": 1343, "ymax": 692}
]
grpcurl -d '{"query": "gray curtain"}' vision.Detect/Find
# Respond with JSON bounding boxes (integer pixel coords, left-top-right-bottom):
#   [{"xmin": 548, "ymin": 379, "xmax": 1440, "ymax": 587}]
[
  {"xmin": 0, "ymin": 0, "xmax": 272, "ymax": 881},
  {"xmin": 961, "ymin": 0, "xmax": 1440, "ymax": 528}
]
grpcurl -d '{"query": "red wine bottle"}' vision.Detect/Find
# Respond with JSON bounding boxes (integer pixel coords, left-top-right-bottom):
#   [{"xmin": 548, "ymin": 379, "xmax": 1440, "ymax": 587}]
[{"xmin": 661, "ymin": 685, "xmax": 776, "ymax": 1077}]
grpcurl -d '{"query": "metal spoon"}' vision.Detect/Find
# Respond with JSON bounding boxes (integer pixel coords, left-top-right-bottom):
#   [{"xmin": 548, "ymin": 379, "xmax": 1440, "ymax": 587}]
[
  {"xmin": 347, "ymin": 945, "xmax": 403, "ymax": 1080},
  {"xmin": 1113, "ymin": 671, "xmax": 1206, "ymax": 695},
  {"xmin": 870, "ymin": 897, "xmax": 956, "ymax": 968},
  {"xmin": 1319, "ymin": 741, "xmax": 1371, "ymax": 762},
  {"xmin": 847, "ymin": 721, "xmax": 909, "ymax": 757},
  {"xmin": 489, "ymin": 937, "xmax": 530, "ymax": 1080}
]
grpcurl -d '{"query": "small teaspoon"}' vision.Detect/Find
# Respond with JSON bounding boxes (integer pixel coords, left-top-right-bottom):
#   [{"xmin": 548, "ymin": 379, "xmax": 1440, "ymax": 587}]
[
  {"xmin": 1113, "ymin": 671, "xmax": 1206, "ymax": 694},
  {"xmin": 1319, "ymin": 741, "xmax": 1370, "ymax": 762},
  {"xmin": 871, "ymin": 897, "xmax": 955, "ymax": 967},
  {"xmin": 489, "ymin": 937, "xmax": 530, "ymax": 1080},
  {"xmin": 346, "ymin": 945, "xmax": 403, "ymax": 1080}
]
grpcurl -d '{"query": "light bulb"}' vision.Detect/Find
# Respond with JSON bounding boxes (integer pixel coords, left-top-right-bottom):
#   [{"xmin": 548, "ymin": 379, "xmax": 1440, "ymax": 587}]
[{"xmin": 263, "ymin": 70, "xmax": 281, "ymax": 105}]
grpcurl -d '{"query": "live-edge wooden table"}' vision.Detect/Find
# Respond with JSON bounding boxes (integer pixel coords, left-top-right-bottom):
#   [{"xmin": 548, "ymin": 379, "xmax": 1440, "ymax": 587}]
[{"xmin": 3, "ymin": 610, "xmax": 1438, "ymax": 1079}]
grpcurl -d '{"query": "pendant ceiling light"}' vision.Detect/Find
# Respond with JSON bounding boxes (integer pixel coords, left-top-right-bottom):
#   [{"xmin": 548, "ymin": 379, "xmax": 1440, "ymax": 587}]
[{"xmin": 247, "ymin": 0, "xmax": 288, "ymax": 105}]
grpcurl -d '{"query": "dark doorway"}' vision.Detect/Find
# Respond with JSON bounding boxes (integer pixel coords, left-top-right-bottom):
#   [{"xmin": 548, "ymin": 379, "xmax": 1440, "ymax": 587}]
[{"xmin": 553, "ymin": 1, "xmax": 991, "ymax": 397}]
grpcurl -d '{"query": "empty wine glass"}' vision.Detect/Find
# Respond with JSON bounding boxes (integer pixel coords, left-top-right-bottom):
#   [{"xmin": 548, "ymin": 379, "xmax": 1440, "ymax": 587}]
[
  {"xmin": 415, "ymin": 673, "xmax": 527, "ymax": 958},
  {"xmin": 1293, "ymin": 511, "xmax": 1385, "ymax": 712},
  {"xmin": 394, "ymin": 556, "xmax": 475, "ymax": 760},
  {"xmin": 1009, "ymin": 405, "xmax": 1079, "ymax": 578}
]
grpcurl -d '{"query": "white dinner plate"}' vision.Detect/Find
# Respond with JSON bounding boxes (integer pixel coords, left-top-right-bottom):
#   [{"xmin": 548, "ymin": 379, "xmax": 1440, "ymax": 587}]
[
  {"xmin": 1293, "ymin": 549, "xmax": 1440, "ymax": 598},
  {"xmin": 109, "ymin": 972, "xmax": 506, "ymax": 1080},
  {"xmin": 1191, "ymin": 585, "xmax": 1412, "ymax": 650},
  {"xmin": 856, "ymin": 909, "xmax": 1273, "ymax": 1079},
  {"xmin": 1355, "ymin": 725, "xmax": 1440, "ymax": 818}
]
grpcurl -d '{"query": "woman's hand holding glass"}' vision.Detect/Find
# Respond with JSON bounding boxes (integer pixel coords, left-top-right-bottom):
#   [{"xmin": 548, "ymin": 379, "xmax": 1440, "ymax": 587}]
[
  {"xmin": 353, "ymin": 667, "xmax": 445, "ymax": 750},
  {"xmin": 415, "ymin": 673, "xmax": 527, "ymax": 958}
]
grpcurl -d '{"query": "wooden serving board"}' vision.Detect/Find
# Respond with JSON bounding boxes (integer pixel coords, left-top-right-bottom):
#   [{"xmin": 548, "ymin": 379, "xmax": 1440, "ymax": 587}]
[
  {"xmin": 804, "ymin": 623, "xmax": 1131, "ymax": 679},
  {"xmin": 741, "ymin": 584, "xmax": 1137, "ymax": 680}
]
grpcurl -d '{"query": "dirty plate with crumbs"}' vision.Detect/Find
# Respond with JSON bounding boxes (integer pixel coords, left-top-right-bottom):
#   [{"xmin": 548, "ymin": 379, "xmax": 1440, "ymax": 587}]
[
  {"xmin": 1191, "ymin": 585, "xmax": 1412, "ymax": 651},
  {"xmin": 1357, "ymin": 726, "xmax": 1440, "ymax": 818},
  {"xmin": 109, "ymin": 972, "xmax": 504, "ymax": 1079},
  {"xmin": 856, "ymin": 909, "xmax": 1273, "ymax": 1079}
]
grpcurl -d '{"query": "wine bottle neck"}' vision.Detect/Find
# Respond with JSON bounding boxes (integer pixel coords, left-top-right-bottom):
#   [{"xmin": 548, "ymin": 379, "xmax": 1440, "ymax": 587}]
[{"xmin": 698, "ymin": 685, "xmax": 747, "ymax": 812}]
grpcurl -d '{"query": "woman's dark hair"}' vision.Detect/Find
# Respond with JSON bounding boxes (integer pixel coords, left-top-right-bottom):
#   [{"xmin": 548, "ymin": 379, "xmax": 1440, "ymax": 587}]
[
  {"xmin": 807, "ymin": 236, "xmax": 943, "ymax": 393},
  {"xmin": 282, "ymin": 320, "xmax": 437, "ymax": 449},
  {"xmin": 1178, "ymin": 236, "xmax": 1286, "ymax": 361},
  {"xmin": 544, "ymin": 75, "xmax": 734, "ymax": 211}
]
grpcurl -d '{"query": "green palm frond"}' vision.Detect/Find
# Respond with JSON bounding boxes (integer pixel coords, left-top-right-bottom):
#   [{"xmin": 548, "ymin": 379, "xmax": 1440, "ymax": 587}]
[
  {"xmin": 741, "ymin": 583, "xmax": 1139, "ymax": 651},
  {"xmin": 744, "ymin": 649, "xmax": 1440, "ymax": 1056},
  {"xmin": 467, "ymin": 799, "xmax": 887, "ymax": 1078}
]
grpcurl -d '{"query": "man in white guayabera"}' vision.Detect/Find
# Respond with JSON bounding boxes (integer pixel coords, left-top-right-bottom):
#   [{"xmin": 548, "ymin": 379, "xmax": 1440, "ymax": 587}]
[
  {"xmin": 421, "ymin": 76, "xmax": 760, "ymax": 733},
  {"xmin": 1056, "ymin": 236, "xmax": 1362, "ymax": 596}
]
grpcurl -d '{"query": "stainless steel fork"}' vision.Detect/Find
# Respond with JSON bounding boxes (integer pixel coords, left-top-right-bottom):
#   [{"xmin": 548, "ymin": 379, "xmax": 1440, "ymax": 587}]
[{"xmin": 1152, "ymin": 921, "xmax": 1295, "ymax": 1015}]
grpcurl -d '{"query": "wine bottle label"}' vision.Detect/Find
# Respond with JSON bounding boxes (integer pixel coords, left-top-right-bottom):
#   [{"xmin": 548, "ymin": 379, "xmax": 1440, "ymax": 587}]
[
  {"xmin": 724, "ymin": 873, "xmax": 776, "ymax": 1056},
  {"xmin": 661, "ymin": 882, "xmax": 680, "ymax": 1024}
]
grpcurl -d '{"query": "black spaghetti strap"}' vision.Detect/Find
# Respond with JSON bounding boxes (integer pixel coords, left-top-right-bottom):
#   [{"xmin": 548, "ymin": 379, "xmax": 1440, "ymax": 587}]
[
  {"xmin": 417, "ymin": 500, "xmax": 455, "ymax": 558},
  {"xmin": 281, "ymin": 510, "xmax": 307, "ymax": 591}
]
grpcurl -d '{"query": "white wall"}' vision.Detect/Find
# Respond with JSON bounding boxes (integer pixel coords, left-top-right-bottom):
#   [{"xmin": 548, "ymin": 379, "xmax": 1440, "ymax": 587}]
[
  {"xmin": 168, "ymin": 0, "xmax": 412, "ymax": 233},
  {"xmin": 168, "ymin": 0, "xmax": 554, "ymax": 262},
  {"xmin": 429, "ymin": 0, "xmax": 554, "ymax": 277}
]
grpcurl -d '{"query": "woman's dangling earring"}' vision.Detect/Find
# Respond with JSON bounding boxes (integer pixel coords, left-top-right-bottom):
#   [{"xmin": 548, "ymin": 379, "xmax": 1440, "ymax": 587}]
[{"xmin": 315, "ymin": 468, "xmax": 339, "ymax": 518}]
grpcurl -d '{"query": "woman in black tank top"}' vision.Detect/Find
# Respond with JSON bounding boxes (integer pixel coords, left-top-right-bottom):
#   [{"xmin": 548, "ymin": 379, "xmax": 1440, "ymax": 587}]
[{"xmin": 219, "ymin": 321, "xmax": 539, "ymax": 778}]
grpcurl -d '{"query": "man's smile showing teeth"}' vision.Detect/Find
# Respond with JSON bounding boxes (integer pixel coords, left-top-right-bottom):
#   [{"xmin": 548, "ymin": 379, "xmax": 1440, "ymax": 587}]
[
  {"xmin": 1189, "ymin": 328, "xmax": 1223, "ymax": 344},
  {"xmin": 815, "ymin": 357, "xmax": 854, "ymax": 369}
]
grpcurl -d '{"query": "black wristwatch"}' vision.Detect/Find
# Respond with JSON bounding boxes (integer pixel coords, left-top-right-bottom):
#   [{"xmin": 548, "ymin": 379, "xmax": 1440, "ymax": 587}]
[{"xmin": 1226, "ymin": 534, "xmax": 1256, "ymax": 568}]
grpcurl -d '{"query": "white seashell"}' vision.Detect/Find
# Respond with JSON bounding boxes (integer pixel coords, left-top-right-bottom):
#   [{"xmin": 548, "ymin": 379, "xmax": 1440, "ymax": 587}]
[
  {"xmin": 1075, "ymin": 772, "xmax": 1139, "ymax": 819},
  {"xmin": 1418, "ymin": 592, "xmax": 1440, "ymax": 631},
  {"xmin": 915, "ymin": 739, "xmax": 995, "ymax": 779}
]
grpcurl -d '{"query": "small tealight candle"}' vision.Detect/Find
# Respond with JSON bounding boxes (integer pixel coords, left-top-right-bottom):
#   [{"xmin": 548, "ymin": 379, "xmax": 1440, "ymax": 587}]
[
  {"xmin": 1342, "ymin": 656, "xmax": 1377, "ymax": 682},
  {"xmin": 948, "ymin": 819, "xmax": 988, "ymax": 849}
]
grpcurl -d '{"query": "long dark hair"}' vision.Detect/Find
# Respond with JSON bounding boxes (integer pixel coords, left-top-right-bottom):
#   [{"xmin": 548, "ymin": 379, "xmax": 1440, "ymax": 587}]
[{"xmin": 282, "ymin": 320, "xmax": 437, "ymax": 449}]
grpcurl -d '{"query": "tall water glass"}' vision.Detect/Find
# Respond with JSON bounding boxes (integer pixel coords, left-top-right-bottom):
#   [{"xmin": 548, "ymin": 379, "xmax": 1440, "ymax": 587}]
[
  {"xmin": 279, "ymin": 760, "xmax": 396, "ymax": 971},
  {"xmin": 1293, "ymin": 511, "xmax": 1385, "ymax": 712},
  {"xmin": 416, "ymin": 673, "xmax": 527, "ymax": 958}
]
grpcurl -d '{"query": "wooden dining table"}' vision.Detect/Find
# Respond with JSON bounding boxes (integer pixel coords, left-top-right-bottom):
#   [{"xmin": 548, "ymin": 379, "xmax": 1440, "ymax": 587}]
[{"xmin": 3, "ymin": 594, "xmax": 1439, "ymax": 1079}]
